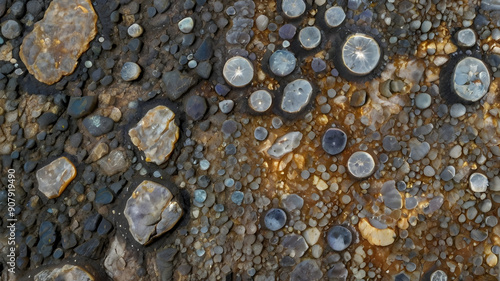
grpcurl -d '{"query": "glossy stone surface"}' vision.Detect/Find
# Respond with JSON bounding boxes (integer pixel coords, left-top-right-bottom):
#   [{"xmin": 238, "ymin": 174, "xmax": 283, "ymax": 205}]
[
  {"xmin": 249, "ymin": 90, "xmax": 272, "ymax": 112},
  {"xmin": 381, "ymin": 180, "xmax": 402, "ymax": 210},
  {"xmin": 456, "ymin": 28, "xmax": 476, "ymax": 47},
  {"xmin": 342, "ymin": 33, "xmax": 380, "ymax": 75},
  {"xmin": 268, "ymin": 131, "xmax": 303, "ymax": 159},
  {"xmin": 264, "ymin": 208, "xmax": 287, "ymax": 231},
  {"xmin": 20, "ymin": 0, "xmax": 98, "ymax": 85},
  {"xmin": 430, "ymin": 269, "xmax": 447, "ymax": 281},
  {"xmin": 129, "ymin": 106, "xmax": 179, "ymax": 165},
  {"xmin": 97, "ymin": 149, "xmax": 129, "ymax": 176},
  {"xmin": 124, "ymin": 180, "xmax": 183, "ymax": 245},
  {"xmin": 34, "ymin": 264, "xmax": 94, "ymax": 281},
  {"xmin": 223, "ymin": 56, "xmax": 254, "ymax": 87},
  {"xmin": 324, "ymin": 6, "xmax": 346, "ymax": 27},
  {"xmin": 321, "ymin": 128, "xmax": 347, "ymax": 155},
  {"xmin": 327, "ymin": 225, "xmax": 352, "ymax": 251},
  {"xmin": 281, "ymin": 79, "xmax": 313, "ymax": 113},
  {"xmin": 36, "ymin": 157, "xmax": 76, "ymax": 199},
  {"xmin": 269, "ymin": 50, "xmax": 297, "ymax": 77},
  {"xmin": 121, "ymin": 62, "xmax": 141, "ymax": 81},
  {"xmin": 453, "ymin": 57, "xmax": 490, "ymax": 102},
  {"xmin": 347, "ymin": 151, "xmax": 376, "ymax": 179},
  {"xmin": 282, "ymin": 0, "xmax": 306, "ymax": 18},
  {"xmin": 298, "ymin": 26, "xmax": 321, "ymax": 50},
  {"xmin": 469, "ymin": 172, "xmax": 488, "ymax": 192}
]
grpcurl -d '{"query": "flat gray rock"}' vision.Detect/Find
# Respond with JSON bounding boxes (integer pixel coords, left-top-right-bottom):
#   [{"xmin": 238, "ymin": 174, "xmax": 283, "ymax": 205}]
[{"xmin": 162, "ymin": 70, "xmax": 198, "ymax": 100}]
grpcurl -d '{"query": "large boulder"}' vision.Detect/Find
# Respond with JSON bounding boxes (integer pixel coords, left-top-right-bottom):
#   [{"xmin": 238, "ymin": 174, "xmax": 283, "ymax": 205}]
[
  {"xmin": 128, "ymin": 105, "xmax": 179, "ymax": 165},
  {"xmin": 20, "ymin": 0, "xmax": 98, "ymax": 85},
  {"xmin": 124, "ymin": 181, "xmax": 183, "ymax": 245}
]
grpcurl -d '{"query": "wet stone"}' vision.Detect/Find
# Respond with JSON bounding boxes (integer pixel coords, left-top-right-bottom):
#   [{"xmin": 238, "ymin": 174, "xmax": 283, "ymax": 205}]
[
  {"xmin": 194, "ymin": 38, "xmax": 213, "ymax": 61},
  {"xmin": 124, "ymin": 180, "xmax": 183, "ymax": 244},
  {"xmin": 83, "ymin": 115, "xmax": 114, "ymax": 137},
  {"xmin": 281, "ymin": 79, "xmax": 313, "ymax": 113},
  {"xmin": 222, "ymin": 120, "xmax": 238, "ymax": 135},
  {"xmin": 470, "ymin": 173, "xmax": 488, "ymax": 193},
  {"xmin": 415, "ymin": 93, "xmax": 431, "ymax": 109},
  {"xmin": 269, "ymin": 50, "xmax": 297, "ymax": 77},
  {"xmin": 268, "ymin": 131, "xmax": 303, "ymax": 159},
  {"xmin": 311, "ymin": 58, "xmax": 326, "ymax": 73},
  {"xmin": 282, "ymin": 0, "xmax": 306, "ymax": 18},
  {"xmin": 36, "ymin": 157, "xmax": 76, "ymax": 199},
  {"xmin": 282, "ymin": 234, "xmax": 309, "ymax": 258},
  {"xmin": 453, "ymin": 57, "xmax": 490, "ymax": 102},
  {"xmin": 129, "ymin": 106, "xmax": 179, "ymax": 165},
  {"xmin": 350, "ymin": 90, "xmax": 366, "ymax": 107},
  {"xmin": 95, "ymin": 188, "xmax": 114, "ymax": 204},
  {"xmin": 321, "ymin": 128, "xmax": 347, "ymax": 156},
  {"xmin": 264, "ymin": 208, "xmax": 287, "ymax": 231},
  {"xmin": 456, "ymin": 28, "xmax": 476, "ymax": 47},
  {"xmin": 249, "ymin": 90, "xmax": 272, "ymax": 112},
  {"xmin": 219, "ymin": 100, "xmax": 234, "ymax": 114},
  {"xmin": 1, "ymin": 20, "xmax": 22, "ymax": 39},
  {"xmin": 471, "ymin": 229, "xmax": 488, "ymax": 242},
  {"xmin": 282, "ymin": 194, "xmax": 304, "ymax": 211},
  {"xmin": 325, "ymin": 6, "xmax": 346, "ymax": 28},
  {"xmin": 327, "ymin": 226, "xmax": 352, "ymax": 251},
  {"xmin": 450, "ymin": 103, "xmax": 466, "ymax": 118},
  {"xmin": 347, "ymin": 151, "xmax": 376, "ymax": 179},
  {"xmin": 128, "ymin": 23, "xmax": 143, "ymax": 37},
  {"xmin": 383, "ymin": 135, "xmax": 401, "ymax": 152},
  {"xmin": 290, "ymin": 260, "xmax": 323, "ymax": 281},
  {"xmin": 299, "ymin": 26, "xmax": 321, "ymax": 50},
  {"xmin": 279, "ymin": 24, "xmax": 297, "ymax": 40},
  {"xmin": 34, "ymin": 265, "xmax": 95, "ymax": 281},
  {"xmin": 254, "ymin": 126, "xmax": 268, "ymax": 141},
  {"xmin": 178, "ymin": 17, "xmax": 194, "ymax": 33},
  {"xmin": 97, "ymin": 218, "xmax": 113, "ymax": 236},
  {"xmin": 20, "ymin": 0, "xmax": 98, "ymax": 85},
  {"xmin": 409, "ymin": 139, "xmax": 430, "ymax": 161},
  {"xmin": 74, "ymin": 238, "xmax": 100, "ymax": 258},
  {"xmin": 327, "ymin": 263, "xmax": 348, "ymax": 280},
  {"xmin": 97, "ymin": 149, "xmax": 129, "ymax": 176},
  {"xmin": 231, "ymin": 191, "xmax": 244, "ymax": 205},
  {"xmin": 381, "ymin": 180, "xmax": 402, "ymax": 210},
  {"xmin": 185, "ymin": 95, "xmax": 207, "ymax": 121},
  {"xmin": 121, "ymin": 62, "xmax": 141, "ymax": 81}
]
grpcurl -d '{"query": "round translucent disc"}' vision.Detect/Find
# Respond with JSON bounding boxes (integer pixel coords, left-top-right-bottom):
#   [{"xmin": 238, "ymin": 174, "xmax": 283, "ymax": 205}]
[
  {"xmin": 325, "ymin": 6, "xmax": 346, "ymax": 28},
  {"xmin": 282, "ymin": 0, "xmax": 306, "ymax": 18},
  {"xmin": 299, "ymin": 26, "xmax": 321, "ymax": 50},
  {"xmin": 453, "ymin": 57, "xmax": 490, "ymax": 102},
  {"xmin": 269, "ymin": 50, "xmax": 297, "ymax": 77},
  {"xmin": 342, "ymin": 33, "xmax": 381, "ymax": 75},
  {"xmin": 347, "ymin": 151, "xmax": 375, "ymax": 179},
  {"xmin": 223, "ymin": 56, "xmax": 254, "ymax": 87},
  {"xmin": 249, "ymin": 90, "xmax": 273, "ymax": 112}
]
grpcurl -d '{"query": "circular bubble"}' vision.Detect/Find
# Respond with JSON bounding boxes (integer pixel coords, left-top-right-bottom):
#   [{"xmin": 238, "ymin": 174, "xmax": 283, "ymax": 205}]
[
  {"xmin": 223, "ymin": 56, "xmax": 254, "ymax": 87},
  {"xmin": 269, "ymin": 50, "xmax": 297, "ymax": 77},
  {"xmin": 249, "ymin": 90, "xmax": 273, "ymax": 112},
  {"xmin": 327, "ymin": 226, "xmax": 352, "ymax": 251},
  {"xmin": 342, "ymin": 33, "xmax": 381, "ymax": 75},
  {"xmin": 264, "ymin": 208, "xmax": 287, "ymax": 231},
  {"xmin": 322, "ymin": 128, "xmax": 347, "ymax": 155},
  {"xmin": 452, "ymin": 57, "xmax": 490, "ymax": 102},
  {"xmin": 347, "ymin": 151, "xmax": 376, "ymax": 179},
  {"xmin": 282, "ymin": 0, "xmax": 306, "ymax": 18},
  {"xmin": 324, "ymin": 6, "xmax": 346, "ymax": 28},
  {"xmin": 299, "ymin": 26, "xmax": 321, "ymax": 50}
]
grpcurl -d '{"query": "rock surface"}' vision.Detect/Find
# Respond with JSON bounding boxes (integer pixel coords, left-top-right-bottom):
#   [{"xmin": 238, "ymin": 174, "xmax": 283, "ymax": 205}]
[
  {"xmin": 20, "ymin": 0, "xmax": 98, "ymax": 84},
  {"xmin": 34, "ymin": 264, "xmax": 95, "ymax": 281},
  {"xmin": 268, "ymin": 131, "xmax": 303, "ymax": 159},
  {"xmin": 36, "ymin": 157, "xmax": 76, "ymax": 199},
  {"xmin": 124, "ymin": 180, "xmax": 183, "ymax": 245},
  {"xmin": 129, "ymin": 106, "xmax": 179, "ymax": 165}
]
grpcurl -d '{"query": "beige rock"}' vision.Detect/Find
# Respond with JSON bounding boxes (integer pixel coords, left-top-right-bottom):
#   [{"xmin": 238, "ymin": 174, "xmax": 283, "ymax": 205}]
[
  {"xmin": 87, "ymin": 142, "xmax": 109, "ymax": 163},
  {"xmin": 129, "ymin": 105, "xmax": 179, "ymax": 165},
  {"xmin": 34, "ymin": 264, "xmax": 94, "ymax": 281},
  {"xmin": 303, "ymin": 227, "xmax": 321, "ymax": 245},
  {"xmin": 20, "ymin": 0, "xmax": 98, "ymax": 85},
  {"xmin": 36, "ymin": 157, "xmax": 76, "ymax": 199},
  {"xmin": 97, "ymin": 149, "xmax": 129, "ymax": 176},
  {"xmin": 358, "ymin": 218, "xmax": 396, "ymax": 246},
  {"xmin": 124, "ymin": 180, "xmax": 183, "ymax": 244},
  {"xmin": 486, "ymin": 253, "xmax": 498, "ymax": 267}
]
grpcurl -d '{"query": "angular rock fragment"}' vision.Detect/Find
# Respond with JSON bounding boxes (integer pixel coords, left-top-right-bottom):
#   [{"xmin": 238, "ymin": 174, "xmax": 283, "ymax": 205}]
[
  {"xmin": 162, "ymin": 70, "xmax": 198, "ymax": 100},
  {"xmin": 290, "ymin": 260, "xmax": 323, "ymax": 281},
  {"xmin": 20, "ymin": 0, "xmax": 98, "ymax": 85},
  {"xmin": 281, "ymin": 234, "xmax": 309, "ymax": 258},
  {"xmin": 267, "ymin": 131, "xmax": 303, "ymax": 159},
  {"xmin": 97, "ymin": 149, "xmax": 129, "ymax": 176},
  {"xmin": 124, "ymin": 180, "xmax": 183, "ymax": 244},
  {"xmin": 129, "ymin": 106, "xmax": 179, "ymax": 165},
  {"xmin": 34, "ymin": 264, "xmax": 95, "ymax": 281},
  {"xmin": 358, "ymin": 218, "xmax": 395, "ymax": 246},
  {"xmin": 36, "ymin": 157, "xmax": 76, "ymax": 199}
]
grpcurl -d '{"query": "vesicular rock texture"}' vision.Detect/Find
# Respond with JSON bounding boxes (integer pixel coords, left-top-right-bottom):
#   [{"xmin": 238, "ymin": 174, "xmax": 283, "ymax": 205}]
[
  {"xmin": 20, "ymin": 0, "xmax": 98, "ymax": 85},
  {"xmin": 128, "ymin": 105, "xmax": 179, "ymax": 165},
  {"xmin": 124, "ymin": 180, "xmax": 183, "ymax": 245},
  {"xmin": 36, "ymin": 157, "xmax": 76, "ymax": 199}
]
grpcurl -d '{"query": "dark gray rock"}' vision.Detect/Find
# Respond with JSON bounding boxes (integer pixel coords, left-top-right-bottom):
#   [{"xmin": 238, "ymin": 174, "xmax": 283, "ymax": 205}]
[
  {"xmin": 83, "ymin": 115, "xmax": 114, "ymax": 137},
  {"xmin": 382, "ymin": 135, "xmax": 401, "ymax": 152},
  {"xmin": 194, "ymin": 38, "xmax": 213, "ymax": 61},
  {"xmin": 281, "ymin": 234, "xmax": 308, "ymax": 258},
  {"xmin": 154, "ymin": 0, "xmax": 170, "ymax": 13},
  {"xmin": 162, "ymin": 70, "xmax": 197, "ymax": 100},
  {"xmin": 95, "ymin": 188, "xmax": 114, "ymax": 204},
  {"xmin": 185, "ymin": 95, "xmax": 207, "ymax": 121},
  {"xmin": 37, "ymin": 112, "xmax": 58, "ymax": 128},
  {"xmin": 97, "ymin": 218, "xmax": 113, "ymax": 236},
  {"xmin": 322, "ymin": 128, "xmax": 347, "ymax": 155},
  {"xmin": 279, "ymin": 23, "xmax": 296, "ymax": 40},
  {"xmin": 74, "ymin": 238, "xmax": 101, "ymax": 258},
  {"xmin": 68, "ymin": 96, "xmax": 98, "ymax": 118},
  {"xmin": 84, "ymin": 213, "xmax": 102, "ymax": 232},
  {"xmin": 196, "ymin": 61, "xmax": 212, "ymax": 79},
  {"xmin": 1, "ymin": 20, "xmax": 22, "ymax": 39}
]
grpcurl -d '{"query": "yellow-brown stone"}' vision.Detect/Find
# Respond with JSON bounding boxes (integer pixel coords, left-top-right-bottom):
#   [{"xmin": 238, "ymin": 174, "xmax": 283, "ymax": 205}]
[
  {"xmin": 358, "ymin": 218, "xmax": 396, "ymax": 247},
  {"xmin": 36, "ymin": 157, "xmax": 76, "ymax": 199},
  {"xmin": 20, "ymin": 0, "xmax": 98, "ymax": 85}
]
